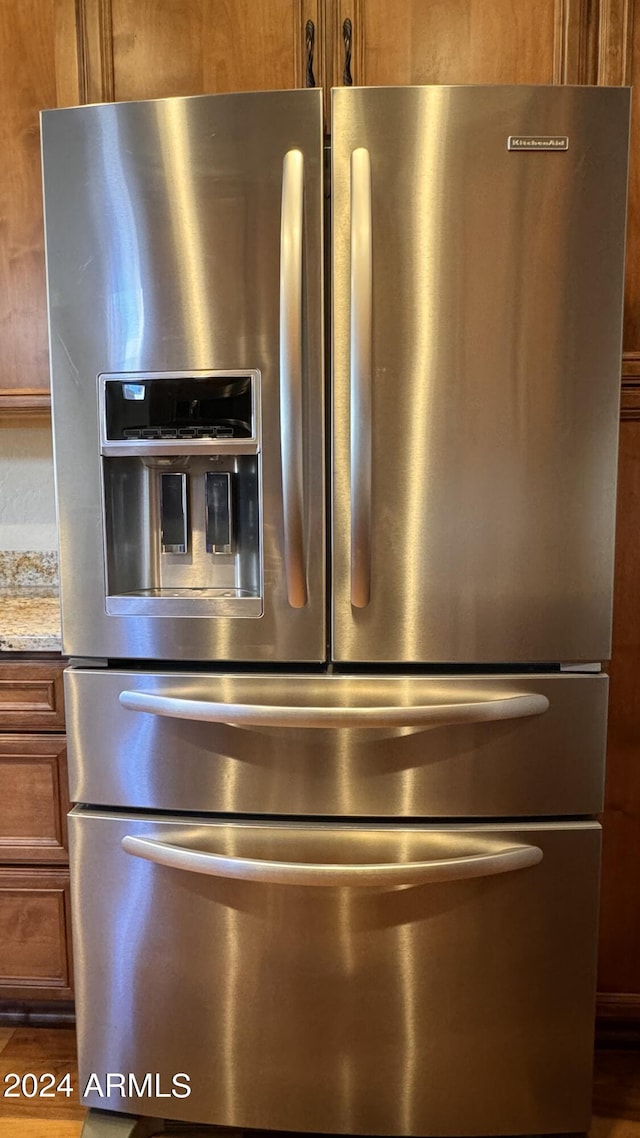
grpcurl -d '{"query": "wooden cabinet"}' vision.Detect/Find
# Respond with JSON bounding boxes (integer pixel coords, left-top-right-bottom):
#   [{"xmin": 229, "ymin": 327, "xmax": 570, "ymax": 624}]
[
  {"xmin": 328, "ymin": 0, "xmax": 597, "ymax": 88},
  {"xmin": 0, "ymin": 661, "xmax": 65, "ymax": 733},
  {"xmin": 0, "ymin": 0, "xmax": 80, "ymax": 420},
  {"xmin": 0, "ymin": 869, "xmax": 73, "ymax": 1001},
  {"xmin": 598, "ymin": 381, "xmax": 640, "ymax": 1019},
  {"xmin": 105, "ymin": 0, "xmax": 320, "ymax": 102},
  {"xmin": 0, "ymin": 736, "xmax": 69, "ymax": 865},
  {"xmin": 0, "ymin": 659, "xmax": 72, "ymax": 1003},
  {"xmin": 593, "ymin": 5, "xmax": 640, "ymax": 1027}
]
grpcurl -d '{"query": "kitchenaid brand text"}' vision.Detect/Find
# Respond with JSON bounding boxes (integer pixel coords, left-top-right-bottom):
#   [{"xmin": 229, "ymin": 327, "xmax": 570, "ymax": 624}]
[{"xmin": 507, "ymin": 135, "xmax": 569, "ymax": 150}]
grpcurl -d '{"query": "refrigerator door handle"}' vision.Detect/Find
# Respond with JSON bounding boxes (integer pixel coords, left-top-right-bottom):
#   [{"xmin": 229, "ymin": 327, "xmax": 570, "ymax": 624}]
[
  {"xmin": 118, "ymin": 689, "xmax": 549, "ymax": 727},
  {"xmin": 279, "ymin": 148, "xmax": 307, "ymax": 609},
  {"xmin": 121, "ymin": 833, "xmax": 543, "ymax": 886},
  {"xmin": 350, "ymin": 146, "xmax": 373, "ymax": 609}
]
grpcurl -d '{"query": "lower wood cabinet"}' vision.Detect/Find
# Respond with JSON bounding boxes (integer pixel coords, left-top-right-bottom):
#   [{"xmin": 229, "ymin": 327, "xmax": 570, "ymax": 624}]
[
  {"xmin": 0, "ymin": 868, "xmax": 72, "ymax": 1000},
  {"xmin": 0, "ymin": 735, "xmax": 69, "ymax": 863},
  {"xmin": 0, "ymin": 658, "xmax": 71, "ymax": 1004}
]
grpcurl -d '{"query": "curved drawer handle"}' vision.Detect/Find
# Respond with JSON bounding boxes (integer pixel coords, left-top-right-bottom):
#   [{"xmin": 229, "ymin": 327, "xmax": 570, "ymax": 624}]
[
  {"xmin": 119, "ymin": 689, "xmax": 549, "ymax": 728},
  {"xmin": 122, "ymin": 834, "xmax": 543, "ymax": 887},
  {"xmin": 280, "ymin": 148, "xmax": 307, "ymax": 608}
]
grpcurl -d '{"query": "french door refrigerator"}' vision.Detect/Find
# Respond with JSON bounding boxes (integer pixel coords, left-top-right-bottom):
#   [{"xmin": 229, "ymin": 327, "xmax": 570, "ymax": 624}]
[{"xmin": 41, "ymin": 84, "xmax": 630, "ymax": 1136}]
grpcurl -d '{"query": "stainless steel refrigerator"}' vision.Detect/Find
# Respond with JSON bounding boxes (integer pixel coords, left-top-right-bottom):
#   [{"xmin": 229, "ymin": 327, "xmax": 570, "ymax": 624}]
[{"xmin": 41, "ymin": 85, "xmax": 630, "ymax": 1136}]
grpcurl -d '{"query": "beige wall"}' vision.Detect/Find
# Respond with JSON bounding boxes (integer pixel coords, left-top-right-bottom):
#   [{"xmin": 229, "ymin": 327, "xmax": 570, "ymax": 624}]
[{"xmin": 0, "ymin": 427, "xmax": 57, "ymax": 551}]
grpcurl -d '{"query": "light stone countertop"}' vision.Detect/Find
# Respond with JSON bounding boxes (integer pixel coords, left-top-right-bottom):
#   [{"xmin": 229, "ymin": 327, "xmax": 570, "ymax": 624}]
[
  {"xmin": 0, "ymin": 553, "xmax": 62, "ymax": 653},
  {"xmin": 0, "ymin": 588, "xmax": 62, "ymax": 652}
]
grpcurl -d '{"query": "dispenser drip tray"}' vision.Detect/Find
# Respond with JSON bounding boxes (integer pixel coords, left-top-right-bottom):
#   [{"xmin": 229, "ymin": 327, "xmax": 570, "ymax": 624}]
[
  {"xmin": 106, "ymin": 588, "xmax": 262, "ymax": 618},
  {"xmin": 123, "ymin": 587, "xmax": 257, "ymax": 599}
]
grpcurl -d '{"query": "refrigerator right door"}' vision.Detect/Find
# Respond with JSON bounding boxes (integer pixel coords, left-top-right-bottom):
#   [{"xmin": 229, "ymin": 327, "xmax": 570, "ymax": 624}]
[{"xmin": 331, "ymin": 85, "xmax": 630, "ymax": 664}]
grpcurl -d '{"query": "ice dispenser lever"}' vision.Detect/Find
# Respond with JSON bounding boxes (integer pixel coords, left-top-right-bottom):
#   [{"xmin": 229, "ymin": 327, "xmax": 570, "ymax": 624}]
[
  {"xmin": 206, "ymin": 472, "xmax": 233, "ymax": 554},
  {"xmin": 161, "ymin": 473, "xmax": 188, "ymax": 554}
]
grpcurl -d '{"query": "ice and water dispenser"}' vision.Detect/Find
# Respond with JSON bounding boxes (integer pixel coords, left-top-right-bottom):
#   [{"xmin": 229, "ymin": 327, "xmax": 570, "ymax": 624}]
[{"xmin": 100, "ymin": 371, "xmax": 262, "ymax": 616}]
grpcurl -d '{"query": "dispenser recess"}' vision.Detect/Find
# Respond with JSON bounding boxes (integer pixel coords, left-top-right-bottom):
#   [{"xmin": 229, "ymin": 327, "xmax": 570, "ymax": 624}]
[{"xmin": 100, "ymin": 371, "xmax": 262, "ymax": 618}]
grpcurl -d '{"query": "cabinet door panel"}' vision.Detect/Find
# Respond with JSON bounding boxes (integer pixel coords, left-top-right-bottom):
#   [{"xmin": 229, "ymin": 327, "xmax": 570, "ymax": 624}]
[
  {"xmin": 622, "ymin": 16, "xmax": 640, "ymax": 352},
  {"xmin": 0, "ymin": 869, "xmax": 72, "ymax": 1001},
  {"xmin": 334, "ymin": 0, "xmax": 595, "ymax": 88},
  {"xmin": 0, "ymin": 0, "xmax": 80, "ymax": 412},
  {"xmin": 0, "ymin": 662, "xmax": 65, "ymax": 732},
  {"xmin": 111, "ymin": 0, "xmax": 319, "ymax": 101},
  {"xmin": 0, "ymin": 736, "xmax": 69, "ymax": 863},
  {"xmin": 599, "ymin": 401, "xmax": 640, "ymax": 995}
]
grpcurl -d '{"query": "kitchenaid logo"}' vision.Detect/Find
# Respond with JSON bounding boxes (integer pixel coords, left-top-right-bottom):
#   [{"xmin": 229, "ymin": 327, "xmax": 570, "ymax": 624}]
[{"xmin": 507, "ymin": 135, "xmax": 569, "ymax": 151}]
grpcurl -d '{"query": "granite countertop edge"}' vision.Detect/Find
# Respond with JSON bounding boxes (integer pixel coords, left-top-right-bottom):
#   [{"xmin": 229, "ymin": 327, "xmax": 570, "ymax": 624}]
[{"xmin": 0, "ymin": 587, "xmax": 63, "ymax": 655}]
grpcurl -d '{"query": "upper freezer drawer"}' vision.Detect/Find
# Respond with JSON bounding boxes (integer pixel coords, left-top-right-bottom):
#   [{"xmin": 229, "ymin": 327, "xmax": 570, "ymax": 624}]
[{"xmin": 65, "ymin": 669, "xmax": 607, "ymax": 817}]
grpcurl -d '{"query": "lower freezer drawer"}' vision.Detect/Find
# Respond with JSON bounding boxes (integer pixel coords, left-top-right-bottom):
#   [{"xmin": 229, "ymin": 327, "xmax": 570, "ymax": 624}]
[{"xmin": 69, "ymin": 811, "xmax": 600, "ymax": 1136}]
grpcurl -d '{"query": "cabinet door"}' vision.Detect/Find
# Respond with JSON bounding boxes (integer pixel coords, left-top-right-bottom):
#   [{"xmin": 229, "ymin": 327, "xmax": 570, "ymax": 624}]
[
  {"xmin": 0, "ymin": 736, "xmax": 69, "ymax": 864},
  {"xmin": 614, "ymin": 10, "xmax": 640, "ymax": 356},
  {"xmin": 331, "ymin": 0, "xmax": 596, "ymax": 88},
  {"xmin": 598, "ymin": 391, "xmax": 640, "ymax": 999},
  {"xmin": 0, "ymin": 0, "xmax": 81, "ymax": 418},
  {"xmin": 98, "ymin": 0, "xmax": 320, "ymax": 103},
  {"xmin": 0, "ymin": 661, "xmax": 65, "ymax": 732},
  {"xmin": 0, "ymin": 868, "xmax": 73, "ymax": 1001}
]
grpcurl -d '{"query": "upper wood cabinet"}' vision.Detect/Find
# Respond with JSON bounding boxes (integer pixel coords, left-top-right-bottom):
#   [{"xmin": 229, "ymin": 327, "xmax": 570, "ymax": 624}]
[
  {"xmin": 616, "ymin": 7, "xmax": 640, "ymax": 356},
  {"xmin": 84, "ymin": 0, "xmax": 321, "ymax": 104},
  {"xmin": 0, "ymin": 0, "xmax": 80, "ymax": 419},
  {"xmin": 328, "ymin": 0, "xmax": 598, "ymax": 88}
]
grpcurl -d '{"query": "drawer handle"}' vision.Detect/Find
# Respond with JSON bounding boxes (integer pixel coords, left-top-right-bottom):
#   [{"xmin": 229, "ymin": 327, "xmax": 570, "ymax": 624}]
[
  {"xmin": 122, "ymin": 834, "xmax": 543, "ymax": 887},
  {"xmin": 118, "ymin": 689, "xmax": 549, "ymax": 728}
]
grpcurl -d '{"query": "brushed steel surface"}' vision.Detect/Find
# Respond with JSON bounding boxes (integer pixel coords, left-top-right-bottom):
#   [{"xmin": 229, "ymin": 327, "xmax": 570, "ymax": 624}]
[
  {"xmin": 65, "ymin": 668, "xmax": 608, "ymax": 816},
  {"xmin": 121, "ymin": 830, "xmax": 543, "ymax": 885},
  {"xmin": 70, "ymin": 811, "xmax": 601, "ymax": 1134},
  {"xmin": 41, "ymin": 89, "xmax": 325, "ymax": 661},
  {"xmin": 332, "ymin": 85, "xmax": 630, "ymax": 662}
]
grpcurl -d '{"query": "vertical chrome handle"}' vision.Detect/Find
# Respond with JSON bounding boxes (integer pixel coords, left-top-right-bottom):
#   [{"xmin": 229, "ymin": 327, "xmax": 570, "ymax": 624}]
[
  {"xmin": 280, "ymin": 149, "xmax": 307, "ymax": 608},
  {"xmin": 350, "ymin": 147, "xmax": 372, "ymax": 608}
]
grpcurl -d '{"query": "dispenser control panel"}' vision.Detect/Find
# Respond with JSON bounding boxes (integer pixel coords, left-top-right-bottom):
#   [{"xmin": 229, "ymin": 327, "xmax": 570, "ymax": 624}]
[{"xmin": 99, "ymin": 371, "xmax": 260, "ymax": 456}]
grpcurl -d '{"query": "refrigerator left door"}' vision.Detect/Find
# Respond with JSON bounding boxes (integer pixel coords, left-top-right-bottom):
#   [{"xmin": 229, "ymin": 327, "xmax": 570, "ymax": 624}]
[{"xmin": 41, "ymin": 89, "xmax": 326, "ymax": 663}]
